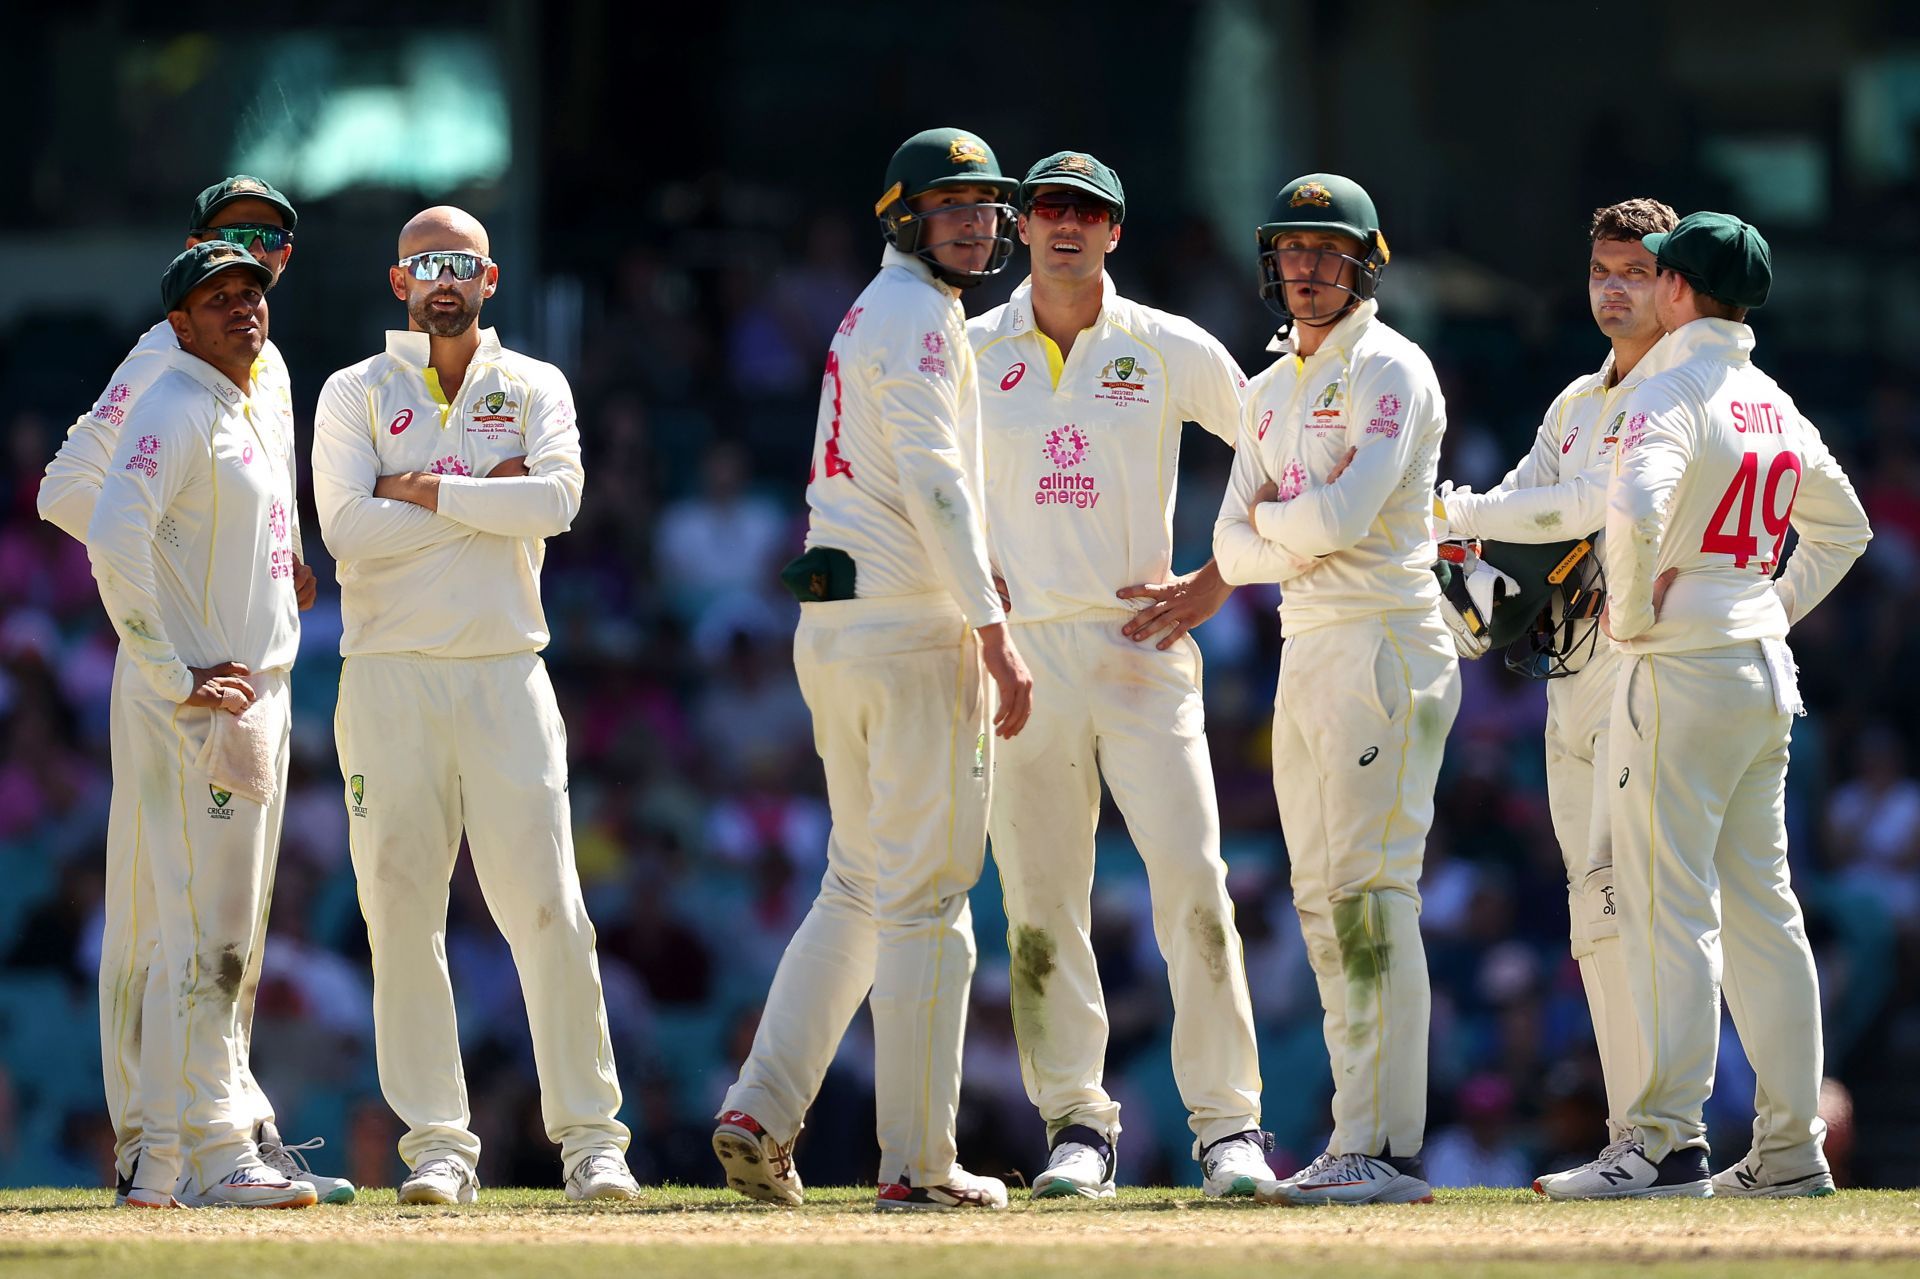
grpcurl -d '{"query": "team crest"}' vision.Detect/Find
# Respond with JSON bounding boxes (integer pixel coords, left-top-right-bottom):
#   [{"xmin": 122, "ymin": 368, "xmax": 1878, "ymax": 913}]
[
  {"xmin": 948, "ymin": 136, "xmax": 989, "ymax": 166},
  {"xmin": 484, "ymin": 391, "xmax": 506, "ymax": 413},
  {"xmin": 209, "ymin": 786, "xmax": 232, "ymax": 808},
  {"xmin": 350, "ymin": 775, "xmax": 364, "ymax": 806},
  {"xmin": 1057, "ymin": 154, "xmax": 1095, "ymax": 174},
  {"xmin": 1318, "ymin": 381, "xmax": 1340, "ymax": 408},
  {"xmin": 1112, "ymin": 357, "xmax": 1136, "ymax": 381},
  {"xmin": 1290, "ymin": 181, "xmax": 1333, "ymax": 209}
]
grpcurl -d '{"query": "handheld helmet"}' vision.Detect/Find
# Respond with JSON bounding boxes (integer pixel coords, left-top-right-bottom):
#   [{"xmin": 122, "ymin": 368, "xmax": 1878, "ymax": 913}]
[
  {"xmin": 875, "ymin": 128, "xmax": 1018, "ymax": 289},
  {"xmin": 1434, "ymin": 537, "xmax": 1605, "ymax": 679},
  {"xmin": 1257, "ymin": 173, "xmax": 1390, "ymax": 331}
]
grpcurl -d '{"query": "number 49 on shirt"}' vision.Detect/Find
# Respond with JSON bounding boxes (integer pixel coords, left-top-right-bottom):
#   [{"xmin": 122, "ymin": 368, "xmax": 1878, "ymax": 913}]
[
  {"xmin": 1702, "ymin": 449, "xmax": 1801, "ymax": 570},
  {"xmin": 808, "ymin": 351, "xmax": 853, "ymax": 484}
]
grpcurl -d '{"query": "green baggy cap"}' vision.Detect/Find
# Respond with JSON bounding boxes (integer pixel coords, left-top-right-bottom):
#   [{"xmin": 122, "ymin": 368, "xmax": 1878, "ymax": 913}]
[
  {"xmin": 161, "ymin": 240, "xmax": 274, "ymax": 312},
  {"xmin": 1643, "ymin": 210, "xmax": 1770, "ymax": 310},
  {"xmin": 189, "ymin": 174, "xmax": 298, "ymax": 233},
  {"xmin": 1020, "ymin": 151, "xmax": 1125, "ymax": 223}
]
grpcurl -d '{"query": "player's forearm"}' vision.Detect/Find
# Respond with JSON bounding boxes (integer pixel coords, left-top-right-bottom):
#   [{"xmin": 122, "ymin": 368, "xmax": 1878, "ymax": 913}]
[
  {"xmin": 317, "ymin": 492, "xmax": 471, "ymax": 562},
  {"xmin": 1213, "ymin": 516, "xmax": 1316, "ymax": 585},
  {"xmin": 899, "ymin": 457, "xmax": 1003, "ymax": 627},
  {"xmin": 36, "ymin": 473, "xmax": 99, "ymax": 544},
  {"xmin": 1446, "ymin": 474, "xmax": 1606, "ymax": 544},
  {"xmin": 87, "ymin": 538, "xmax": 192, "ymax": 701},
  {"xmin": 434, "ymin": 471, "xmax": 582, "ymax": 538},
  {"xmin": 1252, "ymin": 455, "xmax": 1394, "ymax": 557}
]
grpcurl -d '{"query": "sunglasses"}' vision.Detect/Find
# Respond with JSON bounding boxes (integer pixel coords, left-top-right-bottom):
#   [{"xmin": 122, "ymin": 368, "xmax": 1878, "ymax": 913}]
[
  {"xmin": 398, "ymin": 251, "xmax": 494, "ymax": 282},
  {"xmin": 1027, "ymin": 197, "xmax": 1112, "ymax": 225},
  {"xmin": 200, "ymin": 224, "xmax": 293, "ymax": 253}
]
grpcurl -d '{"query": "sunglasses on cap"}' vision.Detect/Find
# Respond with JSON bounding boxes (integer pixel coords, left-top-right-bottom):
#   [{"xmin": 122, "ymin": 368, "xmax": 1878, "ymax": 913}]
[
  {"xmin": 199, "ymin": 224, "xmax": 293, "ymax": 253},
  {"xmin": 1026, "ymin": 196, "xmax": 1113, "ymax": 225},
  {"xmin": 397, "ymin": 251, "xmax": 494, "ymax": 282}
]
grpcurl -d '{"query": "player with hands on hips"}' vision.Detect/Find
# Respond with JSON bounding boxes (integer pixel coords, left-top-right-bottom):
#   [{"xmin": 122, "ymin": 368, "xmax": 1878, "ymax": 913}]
[
  {"xmin": 37, "ymin": 174, "xmax": 347, "ymax": 1208},
  {"xmin": 313, "ymin": 206, "xmax": 641, "ymax": 1206},
  {"xmin": 713, "ymin": 128, "xmax": 1030, "ymax": 1212},
  {"xmin": 965, "ymin": 150, "xmax": 1270, "ymax": 1198},
  {"xmin": 1212, "ymin": 174, "xmax": 1460, "ymax": 1206},
  {"xmin": 1536, "ymin": 213, "xmax": 1870, "ymax": 1200},
  {"xmin": 1432, "ymin": 199, "xmax": 1677, "ymax": 1159},
  {"xmin": 85, "ymin": 242, "xmax": 316, "ymax": 1208}
]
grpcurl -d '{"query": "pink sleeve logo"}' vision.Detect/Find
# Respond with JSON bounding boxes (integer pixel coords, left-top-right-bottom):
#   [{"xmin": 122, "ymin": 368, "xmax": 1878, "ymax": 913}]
[
  {"xmin": 922, "ymin": 331, "xmax": 945, "ymax": 354},
  {"xmin": 1622, "ymin": 412, "xmax": 1650, "ymax": 452},
  {"xmin": 268, "ymin": 498, "xmax": 288, "ymax": 543},
  {"xmin": 108, "ymin": 384, "xmax": 131, "ymax": 404},
  {"xmin": 918, "ymin": 355, "xmax": 948, "ymax": 377},
  {"xmin": 1043, "ymin": 424, "xmax": 1090, "ymax": 469},
  {"xmin": 1276, "ymin": 458, "xmax": 1307, "ymax": 502},
  {"xmin": 138, "ymin": 435, "xmax": 160, "ymax": 454},
  {"xmin": 1375, "ymin": 393, "xmax": 1402, "ymax": 418}
]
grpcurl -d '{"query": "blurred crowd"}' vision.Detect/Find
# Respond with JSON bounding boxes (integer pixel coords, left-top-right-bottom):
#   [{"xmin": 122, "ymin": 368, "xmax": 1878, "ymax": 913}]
[{"xmin": 0, "ymin": 205, "xmax": 1915, "ymax": 1193}]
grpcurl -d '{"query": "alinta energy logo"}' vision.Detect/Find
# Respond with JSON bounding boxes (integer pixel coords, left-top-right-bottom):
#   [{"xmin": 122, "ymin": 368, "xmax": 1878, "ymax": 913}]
[{"xmin": 1037, "ymin": 424, "xmax": 1100, "ymax": 510}]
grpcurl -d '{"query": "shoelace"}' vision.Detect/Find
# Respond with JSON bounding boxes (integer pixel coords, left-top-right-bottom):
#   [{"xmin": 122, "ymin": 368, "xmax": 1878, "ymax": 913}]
[
  {"xmin": 766, "ymin": 1133, "xmax": 797, "ymax": 1182},
  {"xmin": 414, "ymin": 1157, "xmax": 470, "ymax": 1186},
  {"xmin": 576, "ymin": 1155, "xmax": 628, "ymax": 1182},
  {"xmin": 259, "ymin": 1135, "xmax": 325, "ymax": 1178},
  {"xmin": 1593, "ymin": 1137, "xmax": 1640, "ymax": 1169}
]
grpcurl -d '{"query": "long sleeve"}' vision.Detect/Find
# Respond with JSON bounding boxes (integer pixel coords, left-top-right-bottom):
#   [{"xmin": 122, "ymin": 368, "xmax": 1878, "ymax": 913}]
[
  {"xmin": 433, "ymin": 368, "xmax": 585, "ymax": 538},
  {"xmin": 1213, "ymin": 402, "xmax": 1318, "ymax": 586},
  {"xmin": 1774, "ymin": 421, "xmax": 1871, "ymax": 626},
  {"xmin": 1251, "ymin": 359, "xmax": 1439, "ymax": 558},
  {"xmin": 1177, "ymin": 326, "xmax": 1248, "ymax": 449},
  {"xmin": 1446, "ymin": 396, "xmax": 1608, "ymax": 542},
  {"xmin": 313, "ymin": 369, "xmax": 471, "ymax": 563},
  {"xmin": 1603, "ymin": 395, "xmax": 1692, "ymax": 643},
  {"xmin": 874, "ymin": 334, "xmax": 1004, "ymax": 628},
  {"xmin": 87, "ymin": 405, "xmax": 201, "ymax": 702},
  {"xmin": 38, "ymin": 411, "xmax": 117, "ymax": 543}
]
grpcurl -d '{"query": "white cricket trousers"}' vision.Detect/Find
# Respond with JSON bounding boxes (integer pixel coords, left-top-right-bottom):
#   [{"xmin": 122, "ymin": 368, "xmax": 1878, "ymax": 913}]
[
  {"xmin": 336, "ymin": 651, "xmax": 628, "ymax": 1178},
  {"xmin": 115, "ymin": 665, "xmax": 291, "ymax": 1192},
  {"xmin": 1271, "ymin": 612, "xmax": 1458, "ymax": 1159},
  {"xmin": 1543, "ymin": 644, "xmax": 1642, "ymax": 1139},
  {"xmin": 990, "ymin": 611, "xmax": 1260, "ymax": 1154},
  {"xmin": 721, "ymin": 593, "xmax": 990, "ymax": 1187},
  {"xmin": 1611, "ymin": 642, "xmax": 1825, "ymax": 1168}
]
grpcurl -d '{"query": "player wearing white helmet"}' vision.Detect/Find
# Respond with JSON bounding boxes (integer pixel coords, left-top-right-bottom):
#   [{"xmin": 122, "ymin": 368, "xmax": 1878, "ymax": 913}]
[
  {"xmin": 38, "ymin": 176, "xmax": 351, "ymax": 1208},
  {"xmin": 1434, "ymin": 198, "xmax": 1677, "ymax": 1155},
  {"xmin": 966, "ymin": 150, "xmax": 1269, "ymax": 1200},
  {"xmin": 1213, "ymin": 174, "xmax": 1459, "ymax": 1206},
  {"xmin": 712, "ymin": 127, "xmax": 1032, "ymax": 1212},
  {"xmin": 1536, "ymin": 212, "xmax": 1870, "ymax": 1199}
]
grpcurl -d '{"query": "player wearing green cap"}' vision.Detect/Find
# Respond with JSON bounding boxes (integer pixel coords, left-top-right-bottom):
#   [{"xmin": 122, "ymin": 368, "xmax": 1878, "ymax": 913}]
[
  {"xmin": 1213, "ymin": 173, "xmax": 1458, "ymax": 1205},
  {"xmin": 1432, "ymin": 199, "xmax": 1678, "ymax": 1160},
  {"xmin": 713, "ymin": 128, "xmax": 1031, "ymax": 1212},
  {"xmin": 35, "ymin": 177, "xmax": 351, "ymax": 1209},
  {"xmin": 1536, "ymin": 212, "xmax": 1871, "ymax": 1200},
  {"xmin": 965, "ymin": 149, "xmax": 1271, "ymax": 1199}
]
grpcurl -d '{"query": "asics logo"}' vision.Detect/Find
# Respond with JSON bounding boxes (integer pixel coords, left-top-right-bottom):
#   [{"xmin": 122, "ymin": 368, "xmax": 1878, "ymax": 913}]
[
  {"xmin": 389, "ymin": 409, "xmax": 413, "ymax": 435},
  {"xmin": 1359, "ymin": 746, "xmax": 1379, "ymax": 766},
  {"xmin": 1000, "ymin": 363, "xmax": 1026, "ymax": 391}
]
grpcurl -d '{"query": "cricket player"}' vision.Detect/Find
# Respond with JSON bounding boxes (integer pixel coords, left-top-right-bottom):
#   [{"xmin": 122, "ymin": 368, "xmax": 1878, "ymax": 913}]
[
  {"xmin": 1212, "ymin": 174, "xmax": 1458, "ymax": 1206},
  {"xmin": 85, "ymin": 241, "xmax": 313, "ymax": 1208},
  {"xmin": 311, "ymin": 206, "xmax": 639, "ymax": 1205},
  {"xmin": 1537, "ymin": 212, "xmax": 1870, "ymax": 1199},
  {"xmin": 38, "ymin": 176, "xmax": 351, "ymax": 1207},
  {"xmin": 965, "ymin": 151, "xmax": 1269, "ymax": 1198},
  {"xmin": 712, "ymin": 127, "xmax": 1033, "ymax": 1212},
  {"xmin": 1435, "ymin": 199, "xmax": 1677, "ymax": 1147}
]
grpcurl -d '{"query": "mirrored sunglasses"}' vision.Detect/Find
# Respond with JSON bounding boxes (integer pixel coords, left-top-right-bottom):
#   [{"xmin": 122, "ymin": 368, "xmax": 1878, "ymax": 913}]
[
  {"xmin": 1028, "ymin": 197, "xmax": 1112, "ymax": 225},
  {"xmin": 201, "ymin": 224, "xmax": 293, "ymax": 253},
  {"xmin": 398, "ymin": 251, "xmax": 493, "ymax": 282}
]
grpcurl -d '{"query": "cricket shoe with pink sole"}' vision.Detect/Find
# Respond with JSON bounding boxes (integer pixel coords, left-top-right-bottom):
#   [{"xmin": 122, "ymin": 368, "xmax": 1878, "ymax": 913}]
[{"xmin": 713, "ymin": 1111, "xmax": 803, "ymax": 1205}]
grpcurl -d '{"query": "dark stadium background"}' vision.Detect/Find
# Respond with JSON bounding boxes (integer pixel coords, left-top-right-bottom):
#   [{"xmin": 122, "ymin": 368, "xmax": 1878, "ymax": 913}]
[{"xmin": 3, "ymin": 0, "xmax": 1916, "ymax": 1191}]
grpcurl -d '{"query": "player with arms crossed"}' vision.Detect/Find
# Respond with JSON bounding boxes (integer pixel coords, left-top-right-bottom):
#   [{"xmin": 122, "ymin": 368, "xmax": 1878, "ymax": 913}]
[
  {"xmin": 1213, "ymin": 174, "xmax": 1459, "ymax": 1206},
  {"xmin": 86, "ymin": 242, "xmax": 314, "ymax": 1207},
  {"xmin": 312, "ymin": 207, "xmax": 640, "ymax": 1205},
  {"xmin": 966, "ymin": 151, "xmax": 1269, "ymax": 1198},
  {"xmin": 713, "ymin": 127, "xmax": 1033, "ymax": 1212},
  {"xmin": 1434, "ymin": 199, "xmax": 1676, "ymax": 1150},
  {"xmin": 1537, "ymin": 213, "xmax": 1870, "ymax": 1199},
  {"xmin": 38, "ymin": 177, "xmax": 347, "ymax": 1207}
]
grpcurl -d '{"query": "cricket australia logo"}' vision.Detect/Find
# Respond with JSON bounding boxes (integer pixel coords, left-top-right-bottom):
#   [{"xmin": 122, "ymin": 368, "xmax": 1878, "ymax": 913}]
[
  {"xmin": 349, "ymin": 774, "xmax": 368, "ymax": 817},
  {"xmin": 1095, "ymin": 354, "xmax": 1151, "ymax": 406},
  {"xmin": 1309, "ymin": 379, "xmax": 1344, "ymax": 428},
  {"xmin": 208, "ymin": 785, "xmax": 234, "ymax": 820},
  {"xmin": 1036, "ymin": 424, "xmax": 1099, "ymax": 510}
]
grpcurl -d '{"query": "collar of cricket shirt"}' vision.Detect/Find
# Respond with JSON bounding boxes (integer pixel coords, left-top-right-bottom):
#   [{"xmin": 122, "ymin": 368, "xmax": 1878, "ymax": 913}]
[
  {"xmin": 1266, "ymin": 296, "xmax": 1378, "ymax": 359},
  {"xmin": 384, "ymin": 326, "xmax": 504, "ymax": 372},
  {"xmin": 1005, "ymin": 270, "xmax": 1116, "ymax": 340},
  {"xmin": 880, "ymin": 245, "xmax": 961, "ymax": 300},
  {"xmin": 164, "ymin": 345, "xmax": 253, "ymax": 408},
  {"xmin": 1651, "ymin": 316, "xmax": 1756, "ymax": 370}
]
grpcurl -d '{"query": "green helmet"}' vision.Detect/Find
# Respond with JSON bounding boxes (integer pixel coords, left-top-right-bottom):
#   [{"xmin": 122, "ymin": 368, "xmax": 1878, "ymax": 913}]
[
  {"xmin": 1256, "ymin": 173, "xmax": 1391, "ymax": 328},
  {"xmin": 875, "ymin": 127, "xmax": 1018, "ymax": 288},
  {"xmin": 1434, "ymin": 538, "xmax": 1604, "ymax": 679}
]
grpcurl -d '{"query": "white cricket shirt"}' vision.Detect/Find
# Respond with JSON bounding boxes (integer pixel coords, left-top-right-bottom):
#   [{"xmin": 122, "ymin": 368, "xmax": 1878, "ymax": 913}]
[
  {"xmin": 967, "ymin": 274, "xmax": 1244, "ymax": 624},
  {"xmin": 1213, "ymin": 300, "xmax": 1448, "ymax": 634},
  {"xmin": 312, "ymin": 327, "xmax": 584, "ymax": 658},
  {"xmin": 800, "ymin": 247, "xmax": 1003, "ymax": 628},
  {"xmin": 87, "ymin": 348, "xmax": 301, "ymax": 702}
]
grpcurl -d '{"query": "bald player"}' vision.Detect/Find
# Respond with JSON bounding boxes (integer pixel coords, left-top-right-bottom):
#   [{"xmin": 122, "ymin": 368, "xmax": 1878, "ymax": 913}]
[
  {"xmin": 39, "ymin": 175, "xmax": 350, "ymax": 1207},
  {"xmin": 1213, "ymin": 174, "xmax": 1457, "ymax": 1206},
  {"xmin": 1435, "ymin": 198, "xmax": 1677, "ymax": 1150},
  {"xmin": 1537, "ymin": 212, "xmax": 1869, "ymax": 1199},
  {"xmin": 87, "ymin": 241, "xmax": 313, "ymax": 1207},
  {"xmin": 312, "ymin": 207, "xmax": 639, "ymax": 1204},
  {"xmin": 966, "ymin": 150, "xmax": 1271, "ymax": 1199}
]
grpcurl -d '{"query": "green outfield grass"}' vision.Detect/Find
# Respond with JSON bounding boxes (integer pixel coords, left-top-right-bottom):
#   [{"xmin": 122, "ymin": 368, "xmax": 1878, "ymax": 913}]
[{"xmin": 1, "ymin": 1186, "xmax": 1917, "ymax": 1278}]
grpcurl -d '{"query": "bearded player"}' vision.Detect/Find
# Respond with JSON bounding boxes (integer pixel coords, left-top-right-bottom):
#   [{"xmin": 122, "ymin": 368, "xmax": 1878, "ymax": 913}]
[
  {"xmin": 1213, "ymin": 174, "xmax": 1458, "ymax": 1206},
  {"xmin": 712, "ymin": 127, "xmax": 1033, "ymax": 1212},
  {"xmin": 1434, "ymin": 199, "xmax": 1676, "ymax": 1151}
]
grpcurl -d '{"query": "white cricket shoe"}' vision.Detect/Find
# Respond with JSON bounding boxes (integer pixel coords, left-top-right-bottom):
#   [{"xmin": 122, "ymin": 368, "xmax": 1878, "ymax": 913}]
[
  {"xmin": 1032, "ymin": 1126, "xmax": 1116, "ymax": 1200},
  {"xmin": 713, "ymin": 1111, "xmax": 804, "ymax": 1206},
  {"xmin": 176, "ymin": 1160, "xmax": 317, "ymax": 1209},
  {"xmin": 1255, "ymin": 1151, "xmax": 1434, "ymax": 1205},
  {"xmin": 1201, "ymin": 1130, "xmax": 1274, "ymax": 1198},
  {"xmin": 1534, "ymin": 1138, "xmax": 1710, "ymax": 1200},
  {"xmin": 875, "ymin": 1166, "xmax": 1009, "ymax": 1211},
  {"xmin": 399, "ymin": 1155, "xmax": 480, "ymax": 1205},
  {"xmin": 258, "ymin": 1123, "xmax": 357, "ymax": 1205},
  {"xmin": 1712, "ymin": 1149, "xmax": 1836, "ymax": 1198},
  {"xmin": 115, "ymin": 1156, "xmax": 177, "ymax": 1208},
  {"xmin": 566, "ymin": 1152, "xmax": 642, "ymax": 1202}
]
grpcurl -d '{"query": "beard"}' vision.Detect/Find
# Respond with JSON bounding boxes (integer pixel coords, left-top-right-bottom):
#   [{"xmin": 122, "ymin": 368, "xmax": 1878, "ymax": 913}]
[{"xmin": 411, "ymin": 288, "xmax": 482, "ymax": 337}]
